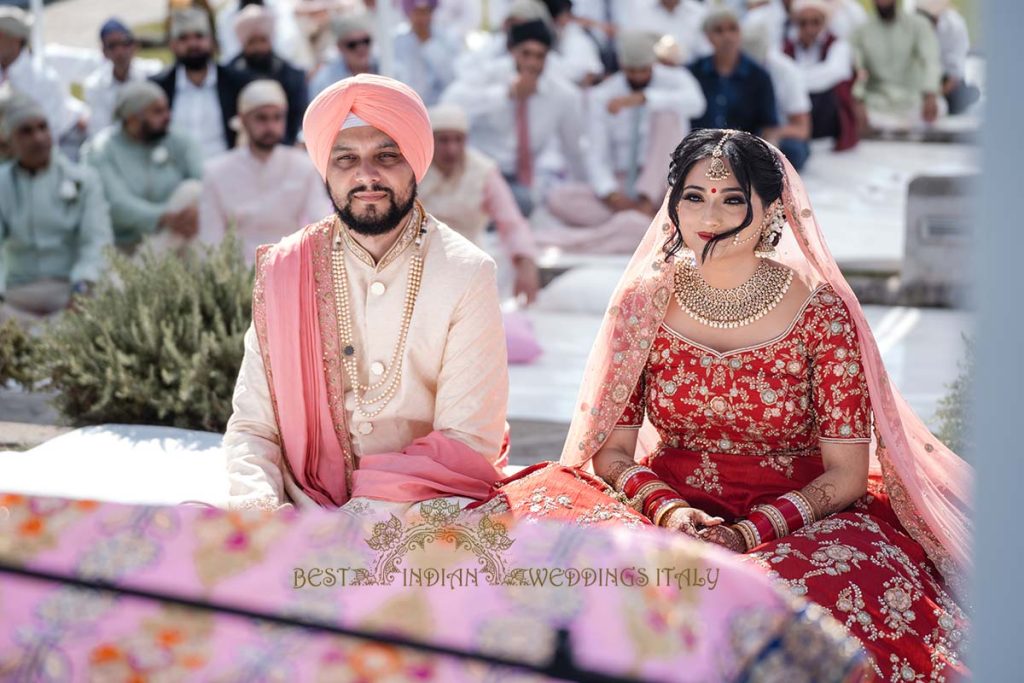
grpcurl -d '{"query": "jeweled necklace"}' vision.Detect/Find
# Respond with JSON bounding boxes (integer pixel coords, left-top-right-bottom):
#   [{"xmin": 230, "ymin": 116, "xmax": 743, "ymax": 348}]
[
  {"xmin": 331, "ymin": 203, "xmax": 427, "ymax": 418},
  {"xmin": 673, "ymin": 259, "xmax": 793, "ymax": 329}
]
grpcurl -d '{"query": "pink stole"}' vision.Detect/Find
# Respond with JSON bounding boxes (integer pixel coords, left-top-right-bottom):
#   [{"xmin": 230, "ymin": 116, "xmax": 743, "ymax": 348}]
[{"xmin": 251, "ymin": 220, "xmax": 505, "ymax": 507}]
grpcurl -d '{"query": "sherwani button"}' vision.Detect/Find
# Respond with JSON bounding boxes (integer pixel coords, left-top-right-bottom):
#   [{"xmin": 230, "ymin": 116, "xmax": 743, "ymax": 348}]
[
  {"xmin": 371, "ymin": 361, "xmax": 385, "ymax": 375},
  {"xmin": 358, "ymin": 422, "xmax": 374, "ymax": 435},
  {"xmin": 370, "ymin": 281, "xmax": 386, "ymax": 296}
]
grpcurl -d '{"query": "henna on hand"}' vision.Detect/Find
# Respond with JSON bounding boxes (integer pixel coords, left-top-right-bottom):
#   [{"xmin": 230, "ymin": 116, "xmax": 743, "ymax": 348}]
[
  {"xmin": 801, "ymin": 480, "xmax": 838, "ymax": 520},
  {"xmin": 602, "ymin": 460, "xmax": 633, "ymax": 489},
  {"xmin": 699, "ymin": 525, "xmax": 746, "ymax": 553}
]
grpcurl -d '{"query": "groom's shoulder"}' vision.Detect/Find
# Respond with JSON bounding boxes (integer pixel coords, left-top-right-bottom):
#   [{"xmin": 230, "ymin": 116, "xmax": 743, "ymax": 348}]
[{"xmin": 426, "ymin": 216, "xmax": 496, "ymax": 273}]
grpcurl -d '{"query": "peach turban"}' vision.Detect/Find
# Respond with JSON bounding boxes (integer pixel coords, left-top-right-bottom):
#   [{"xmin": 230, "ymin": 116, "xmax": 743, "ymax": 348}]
[{"xmin": 302, "ymin": 74, "xmax": 434, "ymax": 183}]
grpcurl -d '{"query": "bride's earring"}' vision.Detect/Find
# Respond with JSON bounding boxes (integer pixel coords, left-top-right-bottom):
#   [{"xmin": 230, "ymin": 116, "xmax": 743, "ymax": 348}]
[{"xmin": 755, "ymin": 202, "xmax": 785, "ymax": 259}]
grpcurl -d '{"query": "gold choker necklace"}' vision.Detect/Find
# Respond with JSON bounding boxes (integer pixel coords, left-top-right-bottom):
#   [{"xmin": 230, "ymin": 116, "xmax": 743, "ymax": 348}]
[{"xmin": 673, "ymin": 260, "xmax": 793, "ymax": 329}]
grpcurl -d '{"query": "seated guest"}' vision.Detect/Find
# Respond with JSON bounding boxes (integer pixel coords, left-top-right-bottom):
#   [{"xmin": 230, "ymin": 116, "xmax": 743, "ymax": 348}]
[
  {"xmin": 151, "ymin": 9, "xmax": 253, "ymax": 159},
  {"xmin": 623, "ymin": 0, "xmax": 713, "ymax": 65},
  {"xmin": 392, "ymin": 0, "xmax": 459, "ymax": 107},
  {"xmin": 217, "ymin": 0, "xmax": 307, "ymax": 69},
  {"xmin": 850, "ymin": 0, "xmax": 942, "ymax": 131},
  {"xmin": 441, "ymin": 19, "xmax": 586, "ymax": 217},
  {"xmin": 0, "ymin": 95, "xmax": 113, "ymax": 321},
  {"xmin": 82, "ymin": 82, "xmax": 203, "ymax": 252},
  {"xmin": 743, "ymin": 18, "xmax": 813, "ymax": 170},
  {"xmin": 226, "ymin": 5, "xmax": 308, "ymax": 145},
  {"xmin": 199, "ymin": 80, "xmax": 331, "ymax": 266},
  {"xmin": 826, "ymin": 0, "xmax": 868, "ymax": 40},
  {"xmin": 742, "ymin": 0, "xmax": 788, "ymax": 52},
  {"xmin": 544, "ymin": 30, "xmax": 706, "ymax": 253},
  {"xmin": 420, "ymin": 104, "xmax": 540, "ymax": 303},
  {"xmin": 83, "ymin": 19, "xmax": 163, "ymax": 137},
  {"xmin": 0, "ymin": 7, "xmax": 87, "ymax": 158},
  {"xmin": 688, "ymin": 8, "xmax": 779, "ymax": 136},
  {"xmin": 309, "ymin": 13, "xmax": 377, "ymax": 97},
  {"xmin": 783, "ymin": 0, "xmax": 857, "ymax": 150},
  {"xmin": 917, "ymin": 0, "xmax": 979, "ymax": 115}
]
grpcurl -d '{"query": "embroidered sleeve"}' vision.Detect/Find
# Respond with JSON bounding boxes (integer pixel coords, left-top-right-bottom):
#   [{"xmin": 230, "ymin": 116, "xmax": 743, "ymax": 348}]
[
  {"xmin": 615, "ymin": 372, "xmax": 647, "ymax": 429},
  {"xmin": 807, "ymin": 290, "xmax": 872, "ymax": 442}
]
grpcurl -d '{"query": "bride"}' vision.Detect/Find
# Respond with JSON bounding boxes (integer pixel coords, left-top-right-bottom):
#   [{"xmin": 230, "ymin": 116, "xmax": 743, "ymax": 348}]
[{"xmin": 473, "ymin": 128, "xmax": 971, "ymax": 680}]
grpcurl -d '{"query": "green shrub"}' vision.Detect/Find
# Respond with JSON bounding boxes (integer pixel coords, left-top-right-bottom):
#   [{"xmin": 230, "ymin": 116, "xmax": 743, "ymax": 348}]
[
  {"xmin": 0, "ymin": 318, "xmax": 40, "ymax": 387},
  {"xmin": 934, "ymin": 336, "xmax": 972, "ymax": 458},
  {"xmin": 38, "ymin": 236, "xmax": 253, "ymax": 432}
]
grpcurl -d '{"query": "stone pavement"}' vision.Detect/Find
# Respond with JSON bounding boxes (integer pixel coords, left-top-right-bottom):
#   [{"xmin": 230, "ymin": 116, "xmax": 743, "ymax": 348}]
[{"xmin": 39, "ymin": 0, "xmax": 165, "ymax": 49}]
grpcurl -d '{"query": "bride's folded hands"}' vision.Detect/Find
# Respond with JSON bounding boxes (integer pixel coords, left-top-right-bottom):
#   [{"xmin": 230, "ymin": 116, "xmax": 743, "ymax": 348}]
[{"xmin": 662, "ymin": 505, "xmax": 725, "ymax": 538}]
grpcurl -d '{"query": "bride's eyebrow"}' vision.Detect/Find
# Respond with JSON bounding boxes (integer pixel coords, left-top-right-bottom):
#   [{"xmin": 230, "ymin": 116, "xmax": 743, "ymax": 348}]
[{"xmin": 683, "ymin": 185, "xmax": 744, "ymax": 193}]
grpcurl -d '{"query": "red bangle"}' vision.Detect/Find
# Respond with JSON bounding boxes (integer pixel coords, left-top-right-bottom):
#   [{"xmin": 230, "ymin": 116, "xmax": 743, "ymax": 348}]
[
  {"xmin": 773, "ymin": 497, "xmax": 806, "ymax": 533},
  {"xmin": 642, "ymin": 489, "xmax": 679, "ymax": 518},
  {"xmin": 746, "ymin": 509, "xmax": 778, "ymax": 544},
  {"xmin": 622, "ymin": 472, "xmax": 660, "ymax": 498}
]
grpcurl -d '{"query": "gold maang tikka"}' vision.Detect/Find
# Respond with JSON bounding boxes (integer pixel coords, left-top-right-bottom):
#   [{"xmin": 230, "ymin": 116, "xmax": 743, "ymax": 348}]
[{"xmin": 705, "ymin": 129, "xmax": 738, "ymax": 181}]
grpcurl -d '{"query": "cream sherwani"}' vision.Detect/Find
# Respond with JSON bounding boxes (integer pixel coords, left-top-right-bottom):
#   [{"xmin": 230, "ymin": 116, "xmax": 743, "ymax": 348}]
[
  {"xmin": 198, "ymin": 145, "xmax": 333, "ymax": 266},
  {"xmin": 223, "ymin": 214, "xmax": 509, "ymax": 510}
]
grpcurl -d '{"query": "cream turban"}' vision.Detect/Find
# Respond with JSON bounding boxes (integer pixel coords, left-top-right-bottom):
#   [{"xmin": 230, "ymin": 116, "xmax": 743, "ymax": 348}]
[
  {"xmin": 790, "ymin": 0, "xmax": 832, "ymax": 19},
  {"xmin": 303, "ymin": 74, "xmax": 433, "ymax": 182},
  {"xmin": 169, "ymin": 8, "xmax": 212, "ymax": 40},
  {"xmin": 238, "ymin": 79, "xmax": 288, "ymax": 116},
  {"xmin": 234, "ymin": 4, "xmax": 275, "ymax": 44},
  {"xmin": 617, "ymin": 30, "xmax": 659, "ymax": 69},
  {"xmin": 429, "ymin": 104, "xmax": 468, "ymax": 133},
  {"xmin": 0, "ymin": 7, "xmax": 31, "ymax": 41},
  {"xmin": 331, "ymin": 12, "xmax": 373, "ymax": 40},
  {"xmin": 113, "ymin": 81, "xmax": 167, "ymax": 121},
  {"xmin": 654, "ymin": 35, "xmax": 684, "ymax": 67},
  {"xmin": 0, "ymin": 93, "xmax": 46, "ymax": 138},
  {"xmin": 702, "ymin": 7, "xmax": 740, "ymax": 34},
  {"xmin": 916, "ymin": 0, "xmax": 951, "ymax": 18}
]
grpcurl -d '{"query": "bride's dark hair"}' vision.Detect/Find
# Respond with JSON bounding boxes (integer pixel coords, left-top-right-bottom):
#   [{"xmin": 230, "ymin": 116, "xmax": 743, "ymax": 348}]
[{"xmin": 664, "ymin": 129, "xmax": 785, "ymax": 262}]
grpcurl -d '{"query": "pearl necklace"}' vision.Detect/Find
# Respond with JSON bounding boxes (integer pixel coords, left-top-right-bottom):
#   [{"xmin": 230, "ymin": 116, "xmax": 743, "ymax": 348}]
[
  {"xmin": 331, "ymin": 205, "xmax": 427, "ymax": 418},
  {"xmin": 673, "ymin": 260, "xmax": 793, "ymax": 329}
]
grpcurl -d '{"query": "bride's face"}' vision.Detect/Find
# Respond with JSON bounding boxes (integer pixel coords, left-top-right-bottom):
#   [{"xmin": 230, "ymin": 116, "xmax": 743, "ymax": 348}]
[{"xmin": 676, "ymin": 157, "xmax": 766, "ymax": 258}]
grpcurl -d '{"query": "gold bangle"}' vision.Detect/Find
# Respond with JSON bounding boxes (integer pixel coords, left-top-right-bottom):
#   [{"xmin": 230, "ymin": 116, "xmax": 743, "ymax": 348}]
[
  {"xmin": 730, "ymin": 522, "xmax": 755, "ymax": 552},
  {"xmin": 734, "ymin": 519, "xmax": 761, "ymax": 549},
  {"xmin": 653, "ymin": 499, "xmax": 689, "ymax": 527},
  {"xmin": 633, "ymin": 481, "xmax": 675, "ymax": 507}
]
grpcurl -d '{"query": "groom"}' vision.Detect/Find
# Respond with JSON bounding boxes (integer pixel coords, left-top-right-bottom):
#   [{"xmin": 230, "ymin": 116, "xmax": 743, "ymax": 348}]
[{"xmin": 223, "ymin": 74, "xmax": 509, "ymax": 511}]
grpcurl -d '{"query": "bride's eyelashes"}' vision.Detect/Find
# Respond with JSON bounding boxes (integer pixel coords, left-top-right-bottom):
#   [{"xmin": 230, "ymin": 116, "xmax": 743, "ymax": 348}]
[{"xmin": 681, "ymin": 192, "xmax": 746, "ymax": 205}]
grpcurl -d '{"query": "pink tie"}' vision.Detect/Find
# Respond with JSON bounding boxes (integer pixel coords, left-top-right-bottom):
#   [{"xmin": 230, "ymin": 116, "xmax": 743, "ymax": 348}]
[{"xmin": 515, "ymin": 96, "xmax": 533, "ymax": 188}]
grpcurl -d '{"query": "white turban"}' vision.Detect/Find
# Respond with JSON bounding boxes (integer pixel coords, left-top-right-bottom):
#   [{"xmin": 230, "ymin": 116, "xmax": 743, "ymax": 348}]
[
  {"xmin": 234, "ymin": 4, "xmax": 275, "ymax": 45},
  {"xmin": 0, "ymin": 93, "xmax": 46, "ymax": 138},
  {"xmin": 428, "ymin": 104, "xmax": 468, "ymax": 133},
  {"xmin": 617, "ymin": 30, "xmax": 659, "ymax": 69},
  {"xmin": 790, "ymin": 0, "xmax": 832, "ymax": 19},
  {"xmin": 506, "ymin": 0, "xmax": 552, "ymax": 24},
  {"xmin": 331, "ymin": 12, "xmax": 373, "ymax": 40},
  {"xmin": 169, "ymin": 8, "xmax": 212, "ymax": 40},
  {"xmin": 654, "ymin": 35, "xmax": 684, "ymax": 66},
  {"xmin": 916, "ymin": 0, "xmax": 951, "ymax": 18},
  {"xmin": 237, "ymin": 79, "xmax": 288, "ymax": 116},
  {"xmin": 113, "ymin": 81, "xmax": 167, "ymax": 121},
  {"xmin": 0, "ymin": 6, "xmax": 31, "ymax": 41}
]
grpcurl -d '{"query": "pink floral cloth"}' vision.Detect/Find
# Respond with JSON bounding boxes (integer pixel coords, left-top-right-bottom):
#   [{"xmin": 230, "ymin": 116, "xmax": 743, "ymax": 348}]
[{"xmin": 0, "ymin": 493, "xmax": 869, "ymax": 682}]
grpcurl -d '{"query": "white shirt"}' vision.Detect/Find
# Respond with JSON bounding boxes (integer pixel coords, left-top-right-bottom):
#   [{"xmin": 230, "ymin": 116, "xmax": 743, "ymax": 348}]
[
  {"xmin": 392, "ymin": 24, "xmax": 459, "ymax": 107},
  {"xmin": 171, "ymin": 65, "xmax": 227, "ymax": 160},
  {"xmin": 791, "ymin": 33, "xmax": 853, "ymax": 94},
  {"xmin": 743, "ymin": 2, "xmax": 788, "ymax": 52},
  {"xmin": 622, "ymin": 0, "xmax": 712, "ymax": 64},
  {"xmin": 586, "ymin": 64, "xmax": 706, "ymax": 197},
  {"xmin": 766, "ymin": 50, "xmax": 811, "ymax": 118},
  {"xmin": 934, "ymin": 8, "xmax": 970, "ymax": 80},
  {"xmin": 556, "ymin": 22, "xmax": 604, "ymax": 84},
  {"xmin": 453, "ymin": 33, "xmax": 589, "ymax": 86},
  {"xmin": 441, "ymin": 60, "xmax": 587, "ymax": 182},
  {"xmin": 0, "ymin": 49, "xmax": 79, "ymax": 137},
  {"xmin": 83, "ymin": 58, "xmax": 164, "ymax": 136}
]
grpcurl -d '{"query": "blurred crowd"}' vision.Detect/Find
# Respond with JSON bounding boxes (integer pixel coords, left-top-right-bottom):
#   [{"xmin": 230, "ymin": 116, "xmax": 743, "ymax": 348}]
[{"xmin": 0, "ymin": 0, "xmax": 979, "ymax": 322}]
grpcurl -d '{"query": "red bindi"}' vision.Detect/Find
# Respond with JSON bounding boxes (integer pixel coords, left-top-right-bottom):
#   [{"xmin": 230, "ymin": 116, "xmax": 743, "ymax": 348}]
[{"xmin": 710, "ymin": 188, "xmax": 717, "ymax": 193}]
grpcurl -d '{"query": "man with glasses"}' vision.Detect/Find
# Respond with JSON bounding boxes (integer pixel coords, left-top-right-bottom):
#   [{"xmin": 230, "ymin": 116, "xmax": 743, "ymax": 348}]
[
  {"xmin": 783, "ymin": 0, "xmax": 858, "ymax": 150},
  {"xmin": 310, "ymin": 13, "xmax": 377, "ymax": 97},
  {"xmin": 83, "ymin": 19, "xmax": 163, "ymax": 137}
]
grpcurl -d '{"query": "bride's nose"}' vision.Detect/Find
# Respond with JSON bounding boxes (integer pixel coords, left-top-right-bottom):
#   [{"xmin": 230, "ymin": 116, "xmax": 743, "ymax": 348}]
[{"xmin": 700, "ymin": 201, "xmax": 721, "ymax": 228}]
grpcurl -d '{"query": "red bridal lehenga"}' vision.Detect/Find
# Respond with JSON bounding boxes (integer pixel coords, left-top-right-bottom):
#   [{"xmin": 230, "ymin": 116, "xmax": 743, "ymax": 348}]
[{"xmin": 471, "ymin": 148, "xmax": 971, "ymax": 681}]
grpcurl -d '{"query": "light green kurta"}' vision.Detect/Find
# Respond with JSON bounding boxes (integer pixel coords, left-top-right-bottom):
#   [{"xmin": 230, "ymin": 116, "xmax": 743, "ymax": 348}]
[
  {"xmin": 0, "ymin": 152, "xmax": 114, "ymax": 296},
  {"xmin": 851, "ymin": 12, "xmax": 942, "ymax": 115},
  {"xmin": 81, "ymin": 126, "xmax": 203, "ymax": 247}
]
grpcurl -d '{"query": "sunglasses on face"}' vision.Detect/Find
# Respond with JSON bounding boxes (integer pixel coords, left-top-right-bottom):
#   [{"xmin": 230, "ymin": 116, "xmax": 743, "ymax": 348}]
[{"xmin": 344, "ymin": 37, "xmax": 372, "ymax": 50}]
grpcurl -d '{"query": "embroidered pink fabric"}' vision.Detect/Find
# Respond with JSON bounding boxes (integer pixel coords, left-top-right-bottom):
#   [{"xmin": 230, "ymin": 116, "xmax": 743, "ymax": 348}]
[
  {"xmin": 557, "ymin": 143, "xmax": 973, "ymax": 592},
  {"xmin": 257, "ymin": 229, "xmax": 506, "ymax": 507}
]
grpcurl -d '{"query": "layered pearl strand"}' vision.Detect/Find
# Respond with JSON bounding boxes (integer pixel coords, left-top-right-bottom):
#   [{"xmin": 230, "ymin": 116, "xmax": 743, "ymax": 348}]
[
  {"xmin": 673, "ymin": 259, "xmax": 793, "ymax": 329},
  {"xmin": 331, "ymin": 206, "xmax": 427, "ymax": 418}
]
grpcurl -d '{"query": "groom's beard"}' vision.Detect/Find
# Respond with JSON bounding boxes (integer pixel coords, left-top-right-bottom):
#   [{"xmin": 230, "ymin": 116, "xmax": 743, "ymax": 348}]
[
  {"xmin": 329, "ymin": 180, "xmax": 417, "ymax": 237},
  {"xmin": 876, "ymin": 4, "xmax": 897, "ymax": 20}
]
